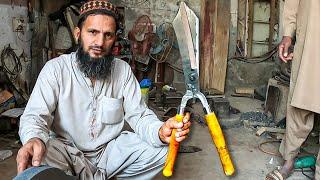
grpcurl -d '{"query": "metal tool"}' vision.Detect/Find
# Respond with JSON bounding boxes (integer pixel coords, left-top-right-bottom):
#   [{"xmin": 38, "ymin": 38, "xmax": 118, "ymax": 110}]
[{"xmin": 162, "ymin": 2, "xmax": 235, "ymax": 177}]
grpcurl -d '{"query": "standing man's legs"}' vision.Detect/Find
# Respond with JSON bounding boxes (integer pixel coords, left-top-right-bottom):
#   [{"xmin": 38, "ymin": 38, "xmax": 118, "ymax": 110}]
[
  {"xmin": 105, "ymin": 131, "xmax": 168, "ymax": 179},
  {"xmin": 278, "ymin": 105, "xmax": 314, "ymax": 177}
]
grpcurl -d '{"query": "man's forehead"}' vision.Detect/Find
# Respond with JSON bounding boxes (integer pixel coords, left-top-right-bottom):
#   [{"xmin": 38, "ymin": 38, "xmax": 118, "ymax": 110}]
[{"xmin": 83, "ymin": 14, "xmax": 116, "ymax": 29}]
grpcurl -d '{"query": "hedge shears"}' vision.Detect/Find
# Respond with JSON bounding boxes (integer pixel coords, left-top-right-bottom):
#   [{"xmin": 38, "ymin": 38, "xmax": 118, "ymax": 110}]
[{"xmin": 162, "ymin": 2, "xmax": 235, "ymax": 177}]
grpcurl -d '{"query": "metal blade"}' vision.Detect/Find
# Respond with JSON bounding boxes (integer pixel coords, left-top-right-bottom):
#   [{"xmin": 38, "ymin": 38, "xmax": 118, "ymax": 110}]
[
  {"xmin": 173, "ymin": 2, "xmax": 199, "ymax": 71},
  {"xmin": 173, "ymin": 2, "xmax": 200, "ymax": 92}
]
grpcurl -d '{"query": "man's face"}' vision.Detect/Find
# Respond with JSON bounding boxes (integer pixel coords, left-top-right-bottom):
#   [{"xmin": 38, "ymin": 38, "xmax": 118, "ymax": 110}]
[{"xmin": 76, "ymin": 14, "xmax": 117, "ymax": 58}]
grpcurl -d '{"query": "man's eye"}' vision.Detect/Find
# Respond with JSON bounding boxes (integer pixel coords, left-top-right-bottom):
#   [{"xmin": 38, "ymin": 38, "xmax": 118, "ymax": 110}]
[
  {"xmin": 89, "ymin": 30, "xmax": 96, "ymax": 35},
  {"xmin": 105, "ymin": 32, "xmax": 115, "ymax": 39}
]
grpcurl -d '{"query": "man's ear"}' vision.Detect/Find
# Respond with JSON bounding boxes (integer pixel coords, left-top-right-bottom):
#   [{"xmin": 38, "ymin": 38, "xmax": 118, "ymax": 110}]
[{"xmin": 74, "ymin": 27, "xmax": 81, "ymax": 43}]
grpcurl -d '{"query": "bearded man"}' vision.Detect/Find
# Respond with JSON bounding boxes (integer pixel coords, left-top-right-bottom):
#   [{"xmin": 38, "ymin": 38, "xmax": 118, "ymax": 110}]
[{"xmin": 15, "ymin": 1, "xmax": 191, "ymax": 179}]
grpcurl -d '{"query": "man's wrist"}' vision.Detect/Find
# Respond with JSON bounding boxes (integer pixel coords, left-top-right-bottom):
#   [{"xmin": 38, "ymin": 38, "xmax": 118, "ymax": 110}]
[{"xmin": 27, "ymin": 137, "xmax": 46, "ymax": 147}]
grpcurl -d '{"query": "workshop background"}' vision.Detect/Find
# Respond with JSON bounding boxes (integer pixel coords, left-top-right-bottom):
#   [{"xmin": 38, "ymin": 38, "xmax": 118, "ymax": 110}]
[{"xmin": 0, "ymin": 0, "xmax": 317, "ymax": 179}]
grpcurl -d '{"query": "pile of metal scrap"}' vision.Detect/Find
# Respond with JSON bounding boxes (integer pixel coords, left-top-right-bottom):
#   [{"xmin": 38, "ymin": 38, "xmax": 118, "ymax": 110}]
[
  {"xmin": 240, "ymin": 111, "xmax": 275, "ymax": 128},
  {"xmin": 240, "ymin": 111, "xmax": 286, "ymax": 141}
]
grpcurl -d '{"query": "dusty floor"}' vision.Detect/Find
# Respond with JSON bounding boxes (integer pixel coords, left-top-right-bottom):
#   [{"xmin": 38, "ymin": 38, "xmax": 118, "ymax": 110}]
[{"xmin": 0, "ymin": 97, "xmax": 317, "ymax": 179}]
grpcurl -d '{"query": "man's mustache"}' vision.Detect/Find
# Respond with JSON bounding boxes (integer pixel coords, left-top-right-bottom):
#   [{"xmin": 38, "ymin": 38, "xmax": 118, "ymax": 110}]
[{"xmin": 89, "ymin": 46, "xmax": 104, "ymax": 51}]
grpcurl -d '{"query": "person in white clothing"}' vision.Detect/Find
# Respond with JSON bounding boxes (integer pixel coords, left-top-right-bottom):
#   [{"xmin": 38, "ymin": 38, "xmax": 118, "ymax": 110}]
[{"xmin": 15, "ymin": 1, "xmax": 191, "ymax": 179}]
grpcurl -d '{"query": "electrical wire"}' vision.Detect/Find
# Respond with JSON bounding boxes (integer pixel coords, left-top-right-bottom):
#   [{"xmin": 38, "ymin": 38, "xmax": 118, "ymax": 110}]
[
  {"xmin": 149, "ymin": 41, "xmax": 173, "ymax": 63},
  {"xmin": 0, "ymin": 45, "xmax": 22, "ymax": 81},
  {"xmin": 301, "ymin": 168, "xmax": 314, "ymax": 179},
  {"xmin": 258, "ymin": 140, "xmax": 281, "ymax": 156},
  {"xmin": 228, "ymin": 45, "xmax": 278, "ymax": 64},
  {"xmin": 167, "ymin": 63, "xmax": 183, "ymax": 73}
]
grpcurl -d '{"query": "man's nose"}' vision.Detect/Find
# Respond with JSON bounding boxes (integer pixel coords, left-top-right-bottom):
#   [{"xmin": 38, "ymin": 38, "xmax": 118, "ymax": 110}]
[{"xmin": 94, "ymin": 34, "xmax": 105, "ymax": 46}]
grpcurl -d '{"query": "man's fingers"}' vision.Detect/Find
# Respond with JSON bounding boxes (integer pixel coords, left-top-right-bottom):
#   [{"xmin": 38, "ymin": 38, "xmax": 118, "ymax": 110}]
[
  {"xmin": 287, "ymin": 53, "xmax": 294, "ymax": 60},
  {"xmin": 16, "ymin": 138, "xmax": 46, "ymax": 174},
  {"xmin": 163, "ymin": 124, "xmax": 173, "ymax": 136},
  {"xmin": 17, "ymin": 162, "xmax": 28, "ymax": 174},
  {"xmin": 169, "ymin": 117, "xmax": 183, "ymax": 129},
  {"xmin": 183, "ymin": 113, "xmax": 190, "ymax": 123},
  {"xmin": 16, "ymin": 149, "xmax": 31, "ymax": 174},
  {"xmin": 278, "ymin": 44, "xmax": 285, "ymax": 61},
  {"xmin": 177, "ymin": 121, "xmax": 191, "ymax": 131},
  {"xmin": 172, "ymin": 112, "xmax": 191, "ymax": 129},
  {"xmin": 175, "ymin": 128, "xmax": 190, "ymax": 138},
  {"xmin": 283, "ymin": 43, "xmax": 290, "ymax": 58},
  {"xmin": 160, "ymin": 113, "xmax": 192, "ymax": 143},
  {"xmin": 175, "ymin": 136, "xmax": 187, "ymax": 142},
  {"xmin": 32, "ymin": 145, "xmax": 45, "ymax": 166},
  {"xmin": 279, "ymin": 44, "xmax": 289, "ymax": 63},
  {"xmin": 279, "ymin": 36, "xmax": 293, "ymax": 63},
  {"xmin": 281, "ymin": 52, "xmax": 294, "ymax": 62}
]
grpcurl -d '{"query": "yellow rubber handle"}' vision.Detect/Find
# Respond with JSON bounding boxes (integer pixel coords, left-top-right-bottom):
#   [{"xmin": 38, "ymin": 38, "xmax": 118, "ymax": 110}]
[
  {"xmin": 205, "ymin": 112, "xmax": 235, "ymax": 176},
  {"xmin": 162, "ymin": 114, "xmax": 184, "ymax": 177}
]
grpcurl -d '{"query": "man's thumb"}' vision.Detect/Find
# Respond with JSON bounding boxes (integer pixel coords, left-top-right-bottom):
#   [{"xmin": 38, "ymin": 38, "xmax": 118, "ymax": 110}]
[
  {"xmin": 32, "ymin": 146, "xmax": 44, "ymax": 166},
  {"xmin": 283, "ymin": 45, "xmax": 289, "ymax": 57},
  {"xmin": 32, "ymin": 159, "xmax": 41, "ymax": 166}
]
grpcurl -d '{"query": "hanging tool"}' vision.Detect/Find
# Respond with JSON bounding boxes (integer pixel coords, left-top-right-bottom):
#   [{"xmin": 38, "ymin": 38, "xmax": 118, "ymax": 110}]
[{"xmin": 162, "ymin": 2, "xmax": 235, "ymax": 177}]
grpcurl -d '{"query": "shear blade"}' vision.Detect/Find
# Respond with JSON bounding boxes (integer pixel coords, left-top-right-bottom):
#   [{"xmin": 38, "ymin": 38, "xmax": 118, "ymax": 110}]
[{"xmin": 173, "ymin": 1, "xmax": 199, "ymax": 71}]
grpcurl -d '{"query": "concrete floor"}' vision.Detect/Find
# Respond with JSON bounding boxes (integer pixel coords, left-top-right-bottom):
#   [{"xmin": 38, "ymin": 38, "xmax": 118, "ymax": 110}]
[{"xmin": 0, "ymin": 97, "xmax": 316, "ymax": 179}]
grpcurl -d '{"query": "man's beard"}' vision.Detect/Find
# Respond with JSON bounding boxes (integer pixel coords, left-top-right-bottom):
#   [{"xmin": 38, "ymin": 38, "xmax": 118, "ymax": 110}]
[{"xmin": 76, "ymin": 43, "xmax": 114, "ymax": 80}]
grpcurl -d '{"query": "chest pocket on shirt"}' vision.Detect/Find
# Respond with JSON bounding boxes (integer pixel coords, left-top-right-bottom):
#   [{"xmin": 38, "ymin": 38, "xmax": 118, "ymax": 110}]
[{"xmin": 98, "ymin": 97, "xmax": 124, "ymax": 125}]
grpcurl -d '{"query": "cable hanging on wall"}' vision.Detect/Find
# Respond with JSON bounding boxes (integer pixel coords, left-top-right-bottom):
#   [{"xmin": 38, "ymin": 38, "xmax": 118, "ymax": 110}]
[
  {"xmin": 228, "ymin": 45, "xmax": 278, "ymax": 64},
  {"xmin": 0, "ymin": 44, "xmax": 22, "ymax": 81}
]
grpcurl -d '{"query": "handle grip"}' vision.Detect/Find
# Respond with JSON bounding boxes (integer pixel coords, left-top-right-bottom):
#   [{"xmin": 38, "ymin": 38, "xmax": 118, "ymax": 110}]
[
  {"xmin": 205, "ymin": 112, "xmax": 235, "ymax": 176},
  {"xmin": 162, "ymin": 114, "xmax": 184, "ymax": 177}
]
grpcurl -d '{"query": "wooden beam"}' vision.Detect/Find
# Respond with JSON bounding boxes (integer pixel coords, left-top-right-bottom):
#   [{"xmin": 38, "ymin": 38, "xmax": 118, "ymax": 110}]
[
  {"xmin": 247, "ymin": 0, "xmax": 254, "ymax": 57},
  {"xmin": 269, "ymin": 0, "xmax": 276, "ymax": 50},
  {"xmin": 211, "ymin": 0, "xmax": 230, "ymax": 94},
  {"xmin": 200, "ymin": 0, "xmax": 216, "ymax": 93},
  {"xmin": 200, "ymin": 0, "xmax": 230, "ymax": 94}
]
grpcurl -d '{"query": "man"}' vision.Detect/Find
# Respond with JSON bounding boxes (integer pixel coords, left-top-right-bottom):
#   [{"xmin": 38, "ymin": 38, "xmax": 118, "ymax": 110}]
[
  {"xmin": 15, "ymin": 0, "xmax": 191, "ymax": 179},
  {"xmin": 266, "ymin": 0, "xmax": 320, "ymax": 179}
]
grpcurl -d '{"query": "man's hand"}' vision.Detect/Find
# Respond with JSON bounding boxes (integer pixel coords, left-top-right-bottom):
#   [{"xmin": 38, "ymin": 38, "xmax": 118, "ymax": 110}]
[
  {"xmin": 159, "ymin": 112, "xmax": 191, "ymax": 144},
  {"xmin": 16, "ymin": 138, "xmax": 46, "ymax": 174},
  {"xmin": 279, "ymin": 36, "xmax": 294, "ymax": 63}
]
